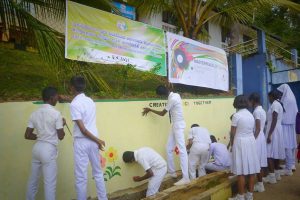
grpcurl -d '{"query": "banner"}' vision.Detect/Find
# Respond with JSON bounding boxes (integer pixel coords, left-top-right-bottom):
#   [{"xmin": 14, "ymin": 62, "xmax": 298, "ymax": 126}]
[
  {"xmin": 166, "ymin": 32, "xmax": 229, "ymax": 91},
  {"xmin": 65, "ymin": 1, "xmax": 166, "ymax": 76}
]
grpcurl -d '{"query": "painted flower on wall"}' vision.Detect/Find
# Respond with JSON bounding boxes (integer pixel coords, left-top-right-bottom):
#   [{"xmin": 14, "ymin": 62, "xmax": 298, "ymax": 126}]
[
  {"xmin": 105, "ymin": 147, "xmax": 118, "ymax": 163},
  {"xmin": 103, "ymin": 147, "xmax": 121, "ymax": 182}
]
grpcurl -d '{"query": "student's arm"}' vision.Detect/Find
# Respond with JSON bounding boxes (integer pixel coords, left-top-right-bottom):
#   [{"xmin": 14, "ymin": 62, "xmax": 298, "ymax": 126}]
[
  {"xmin": 74, "ymin": 120, "xmax": 105, "ymax": 151},
  {"xmin": 133, "ymin": 169, "xmax": 154, "ymax": 182},
  {"xmin": 142, "ymin": 108, "xmax": 167, "ymax": 116},
  {"xmin": 186, "ymin": 138, "xmax": 193, "ymax": 150},
  {"xmin": 254, "ymin": 119, "xmax": 261, "ymax": 139},
  {"xmin": 267, "ymin": 111, "xmax": 278, "ymax": 144},
  {"xmin": 56, "ymin": 116, "xmax": 65, "ymax": 140},
  {"xmin": 24, "ymin": 127, "xmax": 37, "ymax": 140},
  {"xmin": 230, "ymin": 126, "xmax": 237, "ymax": 147}
]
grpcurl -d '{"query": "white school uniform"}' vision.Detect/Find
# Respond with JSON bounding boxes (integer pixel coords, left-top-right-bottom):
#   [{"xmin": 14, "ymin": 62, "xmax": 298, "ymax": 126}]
[
  {"xmin": 26, "ymin": 104, "xmax": 63, "ymax": 200},
  {"xmin": 205, "ymin": 142, "xmax": 231, "ymax": 172},
  {"xmin": 70, "ymin": 93, "xmax": 107, "ymax": 200},
  {"xmin": 165, "ymin": 92, "xmax": 189, "ymax": 180},
  {"xmin": 134, "ymin": 147, "xmax": 167, "ymax": 197},
  {"xmin": 231, "ymin": 109, "xmax": 260, "ymax": 175},
  {"xmin": 253, "ymin": 106, "xmax": 268, "ymax": 168},
  {"xmin": 277, "ymin": 84, "xmax": 298, "ymax": 170},
  {"xmin": 188, "ymin": 127, "xmax": 211, "ymax": 179},
  {"xmin": 266, "ymin": 100, "xmax": 285, "ymax": 160}
]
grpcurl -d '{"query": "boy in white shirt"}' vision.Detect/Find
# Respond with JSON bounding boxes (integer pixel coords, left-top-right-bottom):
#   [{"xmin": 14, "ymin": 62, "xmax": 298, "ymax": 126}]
[
  {"xmin": 25, "ymin": 87, "xmax": 65, "ymax": 200},
  {"xmin": 70, "ymin": 76, "xmax": 107, "ymax": 200},
  {"xmin": 205, "ymin": 135, "xmax": 231, "ymax": 172},
  {"xmin": 186, "ymin": 124, "xmax": 211, "ymax": 179},
  {"xmin": 142, "ymin": 85, "xmax": 190, "ymax": 186},
  {"xmin": 123, "ymin": 147, "xmax": 167, "ymax": 197}
]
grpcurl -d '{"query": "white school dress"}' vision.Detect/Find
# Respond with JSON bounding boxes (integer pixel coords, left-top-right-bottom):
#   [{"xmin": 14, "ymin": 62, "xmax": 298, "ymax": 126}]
[
  {"xmin": 231, "ymin": 109, "xmax": 260, "ymax": 175},
  {"xmin": 266, "ymin": 100, "xmax": 285, "ymax": 159},
  {"xmin": 253, "ymin": 106, "xmax": 268, "ymax": 168}
]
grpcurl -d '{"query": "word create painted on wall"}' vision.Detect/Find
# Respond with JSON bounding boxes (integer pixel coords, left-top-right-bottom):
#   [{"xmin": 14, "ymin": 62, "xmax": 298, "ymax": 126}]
[{"xmin": 149, "ymin": 102, "xmax": 167, "ymax": 108}]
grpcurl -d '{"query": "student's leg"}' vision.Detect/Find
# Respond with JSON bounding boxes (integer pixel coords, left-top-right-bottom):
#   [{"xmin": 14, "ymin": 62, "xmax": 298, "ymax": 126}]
[
  {"xmin": 41, "ymin": 149, "xmax": 57, "ymax": 200},
  {"xmin": 198, "ymin": 149, "xmax": 209, "ymax": 177},
  {"xmin": 26, "ymin": 158, "xmax": 42, "ymax": 200},
  {"xmin": 285, "ymin": 148, "xmax": 293, "ymax": 170},
  {"xmin": 166, "ymin": 130, "xmax": 176, "ymax": 175},
  {"xmin": 173, "ymin": 122, "xmax": 189, "ymax": 180},
  {"xmin": 74, "ymin": 139, "xmax": 89, "ymax": 200},
  {"xmin": 268, "ymin": 158, "xmax": 274, "ymax": 173},
  {"xmin": 237, "ymin": 175, "xmax": 245, "ymax": 195},
  {"xmin": 146, "ymin": 166, "xmax": 167, "ymax": 197},
  {"xmin": 188, "ymin": 147, "xmax": 200, "ymax": 180},
  {"xmin": 248, "ymin": 174, "xmax": 255, "ymax": 193},
  {"xmin": 274, "ymin": 159, "xmax": 280, "ymax": 170},
  {"xmin": 256, "ymin": 169, "xmax": 263, "ymax": 182},
  {"xmin": 88, "ymin": 142, "xmax": 107, "ymax": 200}
]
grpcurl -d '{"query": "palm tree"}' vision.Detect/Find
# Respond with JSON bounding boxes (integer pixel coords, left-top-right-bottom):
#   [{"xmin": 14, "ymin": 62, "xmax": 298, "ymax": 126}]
[
  {"xmin": 0, "ymin": 0, "xmax": 119, "ymax": 95},
  {"xmin": 130, "ymin": 0, "xmax": 300, "ymax": 40}
]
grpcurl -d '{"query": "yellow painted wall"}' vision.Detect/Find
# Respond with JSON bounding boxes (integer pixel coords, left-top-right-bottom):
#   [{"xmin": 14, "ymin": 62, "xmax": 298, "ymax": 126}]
[{"xmin": 0, "ymin": 97, "xmax": 234, "ymax": 200}]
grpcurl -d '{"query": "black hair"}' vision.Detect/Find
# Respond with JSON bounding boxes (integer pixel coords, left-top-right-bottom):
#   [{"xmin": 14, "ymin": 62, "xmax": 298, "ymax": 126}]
[
  {"xmin": 233, "ymin": 95, "xmax": 249, "ymax": 109},
  {"xmin": 42, "ymin": 87, "xmax": 58, "ymax": 102},
  {"xmin": 122, "ymin": 151, "xmax": 135, "ymax": 163},
  {"xmin": 248, "ymin": 92, "xmax": 261, "ymax": 104},
  {"xmin": 191, "ymin": 124, "xmax": 199, "ymax": 128},
  {"xmin": 268, "ymin": 90, "xmax": 285, "ymax": 112},
  {"xmin": 210, "ymin": 135, "xmax": 217, "ymax": 143},
  {"xmin": 70, "ymin": 76, "xmax": 86, "ymax": 92},
  {"xmin": 156, "ymin": 85, "xmax": 169, "ymax": 96}
]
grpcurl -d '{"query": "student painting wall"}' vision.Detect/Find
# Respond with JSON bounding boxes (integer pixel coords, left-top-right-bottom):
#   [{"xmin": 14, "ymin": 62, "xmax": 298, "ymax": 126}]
[{"xmin": 0, "ymin": 97, "xmax": 234, "ymax": 199}]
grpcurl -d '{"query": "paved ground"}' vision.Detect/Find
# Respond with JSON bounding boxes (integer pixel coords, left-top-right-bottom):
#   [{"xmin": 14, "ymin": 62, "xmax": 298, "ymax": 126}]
[{"xmin": 254, "ymin": 163, "xmax": 300, "ymax": 200}]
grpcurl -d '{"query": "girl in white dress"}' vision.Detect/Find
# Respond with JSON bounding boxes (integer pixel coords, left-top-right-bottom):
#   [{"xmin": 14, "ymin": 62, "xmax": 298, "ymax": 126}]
[
  {"xmin": 249, "ymin": 93, "xmax": 268, "ymax": 193},
  {"xmin": 229, "ymin": 95, "xmax": 260, "ymax": 200},
  {"xmin": 264, "ymin": 90, "xmax": 285, "ymax": 184},
  {"xmin": 277, "ymin": 84, "xmax": 298, "ymax": 175}
]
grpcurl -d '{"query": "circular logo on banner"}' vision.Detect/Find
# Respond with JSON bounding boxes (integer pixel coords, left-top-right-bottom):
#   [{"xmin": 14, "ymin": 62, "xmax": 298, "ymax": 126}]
[{"xmin": 117, "ymin": 21, "xmax": 127, "ymax": 31}]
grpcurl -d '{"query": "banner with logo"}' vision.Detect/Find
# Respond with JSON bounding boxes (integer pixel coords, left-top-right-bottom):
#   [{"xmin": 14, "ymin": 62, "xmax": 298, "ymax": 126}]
[
  {"xmin": 65, "ymin": 1, "xmax": 166, "ymax": 76},
  {"xmin": 166, "ymin": 32, "xmax": 229, "ymax": 91}
]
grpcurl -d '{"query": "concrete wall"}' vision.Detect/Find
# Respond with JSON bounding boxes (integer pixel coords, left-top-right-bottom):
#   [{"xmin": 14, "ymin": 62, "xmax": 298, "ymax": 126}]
[
  {"xmin": 208, "ymin": 22, "xmax": 222, "ymax": 49},
  {"xmin": 0, "ymin": 97, "xmax": 234, "ymax": 200}
]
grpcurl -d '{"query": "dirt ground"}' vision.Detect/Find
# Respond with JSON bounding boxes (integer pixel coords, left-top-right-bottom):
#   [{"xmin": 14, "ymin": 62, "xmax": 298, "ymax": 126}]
[{"xmin": 254, "ymin": 163, "xmax": 300, "ymax": 200}]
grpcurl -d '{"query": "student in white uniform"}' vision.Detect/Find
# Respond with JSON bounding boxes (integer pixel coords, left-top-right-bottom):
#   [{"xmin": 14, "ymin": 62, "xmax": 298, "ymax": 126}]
[
  {"xmin": 186, "ymin": 124, "xmax": 211, "ymax": 179},
  {"xmin": 25, "ymin": 87, "xmax": 65, "ymax": 200},
  {"xmin": 277, "ymin": 84, "xmax": 298, "ymax": 175},
  {"xmin": 142, "ymin": 85, "xmax": 190, "ymax": 186},
  {"xmin": 122, "ymin": 147, "xmax": 167, "ymax": 197},
  {"xmin": 248, "ymin": 93, "xmax": 268, "ymax": 192},
  {"xmin": 70, "ymin": 76, "xmax": 107, "ymax": 200},
  {"xmin": 264, "ymin": 90, "xmax": 285, "ymax": 184},
  {"xmin": 229, "ymin": 95, "xmax": 260, "ymax": 200},
  {"xmin": 205, "ymin": 135, "xmax": 231, "ymax": 172}
]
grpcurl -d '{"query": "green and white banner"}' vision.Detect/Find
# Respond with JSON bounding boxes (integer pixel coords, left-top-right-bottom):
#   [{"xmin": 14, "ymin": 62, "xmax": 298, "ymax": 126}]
[{"xmin": 65, "ymin": 1, "xmax": 167, "ymax": 76}]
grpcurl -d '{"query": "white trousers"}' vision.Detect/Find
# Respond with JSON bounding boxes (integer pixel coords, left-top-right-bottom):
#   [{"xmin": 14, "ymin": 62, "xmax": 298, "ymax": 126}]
[
  {"xmin": 285, "ymin": 148, "xmax": 296, "ymax": 170},
  {"xmin": 205, "ymin": 162, "xmax": 230, "ymax": 172},
  {"xmin": 74, "ymin": 138, "xmax": 107, "ymax": 200},
  {"xmin": 188, "ymin": 143, "xmax": 210, "ymax": 179},
  {"xmin": 26, "ymin": 141, "xmax": 57, "ymax": 200},
  {"xmin": 146, "ymin": 166, "xmax": 167, "ymax": 197},
  {"xmin": 166, "ymin": 121, "xmax": 189, "ymax": 180}
]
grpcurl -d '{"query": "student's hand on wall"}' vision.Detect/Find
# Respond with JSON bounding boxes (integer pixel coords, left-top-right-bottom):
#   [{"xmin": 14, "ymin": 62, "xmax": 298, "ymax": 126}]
[{"xmin": 142, "ymin": 108, "xmax": 151, "ymax": 116}]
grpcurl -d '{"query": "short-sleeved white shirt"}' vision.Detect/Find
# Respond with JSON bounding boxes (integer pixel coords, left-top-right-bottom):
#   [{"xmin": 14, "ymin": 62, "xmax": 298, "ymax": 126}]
[
  {"xmin": 28, "ymin": 104, "xmax": 63, "ymax": 146},
  {"xmin": 267, "ymin": 100, "xmax": 283, "ymax": 125},
  {"xmin": 231, "ymin": 109, "xmax": 255, "ymax": 137},
  {"xmin": 188, "ymin": 127, "xmax": 212, "ymax": 144},
  {"xmin": 210, "ymin": 143, "xmax": 231, "ymax": 167},
  {"xmin": 165, "ymin": 92, "xmax": 184, "ymax": 123},
  {"xmin": 134, "ymin": 147, "xmax": 167, "ymax": 171},
  {"xmin": 70, "ymin": 93, "xmax": 98, "ymax": 138},
  {"xmin": 253, "ymin": 106, "xmax": 266, "ymax": 132}
]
